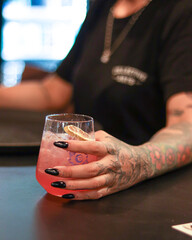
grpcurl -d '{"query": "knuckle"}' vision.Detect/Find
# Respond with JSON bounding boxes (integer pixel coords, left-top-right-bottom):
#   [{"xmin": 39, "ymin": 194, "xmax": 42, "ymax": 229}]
[
  {"xmin": 97, "ymin": 130, "xmax": 105, "ymax": 135},
  {"xmin": 107, "ymin": 144, "xmax": 117, "ymax": 155},
  {"xmin": 91, "ymin": 147, "xmax": 101, "ymax": 156},
  {"xmin": 87, "ymin": 165, "xmax": 98, "ymax": 176},
  {"xmin": 64, "ymin": 166, "xmax": 73, "ymax": 178},
  {"xmin": 92, "ymin": 180, "xmax": 102, "ymax": 189},
  {"xmin": 95, "ymin": 130, "xmax": 107, "ymax": 139},
  {"xmin": 114, "ymin": 161, "xmax": 121, "ymax": 170},
  {"xmin": 88, "ymin": 141, "xmax": 103, "ymax": 156},
  {"xmin": 94, "ymin": 191, "xmax": 103, "ymax": 200}
]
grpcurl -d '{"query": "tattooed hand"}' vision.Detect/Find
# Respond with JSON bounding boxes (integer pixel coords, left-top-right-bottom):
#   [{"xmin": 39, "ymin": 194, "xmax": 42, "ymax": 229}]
[
  {"xmin": 45, "ymin": 124, "xmax": 192, "ymax": 200},
  {"xmin": 45, "ymin": 130, "xmax": 150, "ymax": 200},
  {"xmin": 44, "ymin": 93, "xmax": 192, "ymax": 200}
]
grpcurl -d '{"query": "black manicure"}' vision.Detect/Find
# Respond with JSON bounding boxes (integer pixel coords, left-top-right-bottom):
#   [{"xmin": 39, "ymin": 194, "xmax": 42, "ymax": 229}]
[
  {"xmin": 54, "ymin": 141, "xmax": 68, "ymax": 149},
  {"xmin": 62, "ymin": 194, "xmax": 75, "ymax": 199},
  {"xmin": 51, "ymin": 181, "xmax": 66, "ymax": 188},
  {"xmin": 45, "ymin": 168, "xmax": 59, "ymax": 176}
]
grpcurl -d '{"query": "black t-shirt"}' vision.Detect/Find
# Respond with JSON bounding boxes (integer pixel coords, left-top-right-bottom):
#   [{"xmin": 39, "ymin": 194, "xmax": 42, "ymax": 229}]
[{"xmin": 56, "ymin": 0, "xmax": 192, "ymax": 145}]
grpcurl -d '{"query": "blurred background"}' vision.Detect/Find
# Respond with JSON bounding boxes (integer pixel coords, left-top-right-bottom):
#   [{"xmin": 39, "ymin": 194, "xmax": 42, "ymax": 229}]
[{"xmin": 0, "ymin": 0, "xmax": 95, "ymax": 87}]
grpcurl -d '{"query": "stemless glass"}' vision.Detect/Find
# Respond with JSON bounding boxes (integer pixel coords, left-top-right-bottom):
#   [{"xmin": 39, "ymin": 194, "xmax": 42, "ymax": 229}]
[{"xmin": 36, "ymin": 113, "xmax": 96, "ymax": 197}]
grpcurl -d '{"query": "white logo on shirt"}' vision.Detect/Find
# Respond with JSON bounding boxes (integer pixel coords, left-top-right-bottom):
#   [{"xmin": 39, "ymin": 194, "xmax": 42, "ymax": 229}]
[{"xmin": 112, "ymin": 66, "xmax": 148, "ymax": 86}]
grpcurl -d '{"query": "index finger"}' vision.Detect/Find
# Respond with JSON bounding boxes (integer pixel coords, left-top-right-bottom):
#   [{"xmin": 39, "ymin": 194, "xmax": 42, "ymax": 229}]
[{"xmin": 61, "ymin": 140, "xmax": 108, "ymax": 157}]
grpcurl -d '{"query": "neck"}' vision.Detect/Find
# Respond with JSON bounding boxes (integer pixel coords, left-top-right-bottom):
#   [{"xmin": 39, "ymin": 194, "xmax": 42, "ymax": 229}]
[{"xmin": 112, "ymin": 0, "xmax": 150, "ymax": 19}]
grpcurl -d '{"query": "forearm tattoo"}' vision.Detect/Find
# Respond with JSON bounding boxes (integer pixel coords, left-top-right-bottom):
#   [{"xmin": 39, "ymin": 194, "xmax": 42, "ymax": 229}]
[
  {"xmin": 143, "ymin": 92, "xmax": 192, "ymax": 177},
  {"xmin": 145, "ymin": 122, "xmax": 192, "ymax": 176},
  {"xmin": 94, "ymin": 91, "xmax": 192, "ymax": 192},
  {"xmin": 95, "ymin": 122, "xmax": 192, "ymax": 192}
]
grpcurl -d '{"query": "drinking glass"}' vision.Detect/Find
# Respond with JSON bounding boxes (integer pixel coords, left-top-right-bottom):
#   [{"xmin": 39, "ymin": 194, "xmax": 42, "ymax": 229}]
[{"xmin": 36, "ymin": 113, "xmax": 96, "ymax": 197}]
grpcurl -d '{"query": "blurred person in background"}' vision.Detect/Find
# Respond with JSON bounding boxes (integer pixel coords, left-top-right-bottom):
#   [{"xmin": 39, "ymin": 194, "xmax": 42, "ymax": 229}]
[{"xmin": 1, "ymin": 0, "xmax": 192, "ymax": 200}]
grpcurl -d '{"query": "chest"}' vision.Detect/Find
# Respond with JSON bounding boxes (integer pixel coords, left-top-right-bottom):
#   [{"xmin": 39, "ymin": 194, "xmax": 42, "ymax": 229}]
[{"xmin": 72, "ymin": 4, "xmax": 168, "ymax": 114}]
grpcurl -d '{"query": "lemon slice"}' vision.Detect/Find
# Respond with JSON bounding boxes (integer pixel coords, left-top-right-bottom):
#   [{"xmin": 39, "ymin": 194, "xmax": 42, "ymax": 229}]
[{"xmin": 64, "ymin": 125, "xmax": 92, "ymax": 141}]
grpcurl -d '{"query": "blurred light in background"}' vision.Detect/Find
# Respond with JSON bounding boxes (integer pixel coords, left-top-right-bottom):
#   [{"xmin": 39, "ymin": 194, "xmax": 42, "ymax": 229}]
[
  {"xmin": 2, "ymin": 0, "xmax": 87, "ymax": 62},
  {"xmin": 1, "ymin": 0, "xmax": 88, "ymax": 86}
]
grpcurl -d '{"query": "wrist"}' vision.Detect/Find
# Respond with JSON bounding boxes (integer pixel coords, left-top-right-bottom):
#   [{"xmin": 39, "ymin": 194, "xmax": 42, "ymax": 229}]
[{"xmin": 133, "ymin": 144, "xmax": 154, "ymax": 181}]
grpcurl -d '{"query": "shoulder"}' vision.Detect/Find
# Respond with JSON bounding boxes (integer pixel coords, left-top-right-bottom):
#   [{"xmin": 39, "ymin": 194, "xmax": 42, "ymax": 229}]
[
  {"xmin": 154, "ymin": 0, "xmax": 192, "ymax": 18},
  {"xmin": 173, "ymin": 0, "xmax": 192, "ymax": 9},
  {"xmin": 170, "ymin": 0, "xmax": 192, "ymax": 17},
  {"xmin": 164, "ymin": 0, "xmax": 192, "ymax": 17},
  {"xmin": 160, "ymin": 0, "xmax": 192, "ymax": 40},
  {"xmin": 82, "ymin": 0, "xmax": 113, "ymax": 28},
  {"xmin": 87, "ymin": 0, "xmax": 115, "ymax": 16}
]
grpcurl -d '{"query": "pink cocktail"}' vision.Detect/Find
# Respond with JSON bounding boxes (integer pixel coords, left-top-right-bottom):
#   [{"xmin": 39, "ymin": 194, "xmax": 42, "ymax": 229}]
[{"xmin": 36, "ymin": 114, "xmax": 96, "ymax": 197}]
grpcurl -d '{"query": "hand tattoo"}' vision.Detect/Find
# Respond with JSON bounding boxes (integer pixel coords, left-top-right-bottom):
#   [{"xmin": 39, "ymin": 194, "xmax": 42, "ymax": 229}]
[
  {"xmin": 96, "ymin": 136, "xmax": 149, "ymax": 191},
  {"xmin": 92, "ymin": 121, "xmax": 192, "ymax": 197}
]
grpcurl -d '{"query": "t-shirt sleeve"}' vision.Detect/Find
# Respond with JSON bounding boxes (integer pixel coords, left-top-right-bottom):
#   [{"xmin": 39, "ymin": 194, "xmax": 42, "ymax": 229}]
[
  {"xmin": 55, "ymin": 0, "xmax": 104, "ymax": 83},
  {"xmin": 159, "ymin": 1, "xmax": 192, "ymax": 101}
]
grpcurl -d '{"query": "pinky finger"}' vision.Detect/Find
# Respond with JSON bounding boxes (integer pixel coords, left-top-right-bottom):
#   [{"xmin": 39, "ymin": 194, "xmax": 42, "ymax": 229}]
[{"xmin": 62, "ymin": 188, "xmax": 116, "ymax": 201}]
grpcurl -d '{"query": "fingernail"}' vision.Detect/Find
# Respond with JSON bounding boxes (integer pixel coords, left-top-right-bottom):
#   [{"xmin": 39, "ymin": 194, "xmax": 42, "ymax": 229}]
[
  {"xmin": 51, "ymin": 181, "xmax": 66, "ymax": 188},
  {"xmin": 45, "ymin": 168, "xmax": 59, "ymax": 176},
  {"xmin": 54, "ymin": 141, "xmax": 68, "ymax": 148},
  {"xmin": 62, "ymin": 194, "xmax": 75, "ymax": 199}
]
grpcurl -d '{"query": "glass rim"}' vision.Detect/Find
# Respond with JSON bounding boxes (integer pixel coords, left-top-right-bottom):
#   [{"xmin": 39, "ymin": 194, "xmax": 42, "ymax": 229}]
[{"xmin": 46, "ymin": 113, "xmax": 94, "ymax": 123}]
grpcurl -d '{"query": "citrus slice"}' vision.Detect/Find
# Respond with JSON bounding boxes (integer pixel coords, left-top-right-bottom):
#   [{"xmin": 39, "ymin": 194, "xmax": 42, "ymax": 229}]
[{"xmin": 64, "ymin": 125, "xmax": 92, "ymax": 141}]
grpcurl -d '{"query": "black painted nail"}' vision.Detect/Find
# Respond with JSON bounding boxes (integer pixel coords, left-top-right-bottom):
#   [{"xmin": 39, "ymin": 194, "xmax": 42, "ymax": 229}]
[
  {"xmin": 51, "ymin": 181, "xmax": 66, "ymax": 188},
  {"xmin": 54, "ymin": 141, "xmax": 68, "ymax": 149},
  {"xmin": 45, "ymin": 168, "xmax": 59, "ymax": 176},
  {"xmin": 62, "ymin": 194, "xmax": 75, "ymax": 199}
]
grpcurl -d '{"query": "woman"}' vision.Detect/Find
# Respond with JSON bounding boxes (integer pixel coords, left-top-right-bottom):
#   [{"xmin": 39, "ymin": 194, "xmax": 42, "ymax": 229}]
[{"xmin": 1, "ymin": 0, "xmax": 192, "ymax": 200}]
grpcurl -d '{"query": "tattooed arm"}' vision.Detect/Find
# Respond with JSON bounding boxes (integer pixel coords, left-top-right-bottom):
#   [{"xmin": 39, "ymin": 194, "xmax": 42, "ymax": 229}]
[
  {"xmin": 45, "ymin": 92, "xmax": 192, "ymax": 200},
  {"xmin": 140, "ymin": 92, "xmax": 192, "ymax": 178}
]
